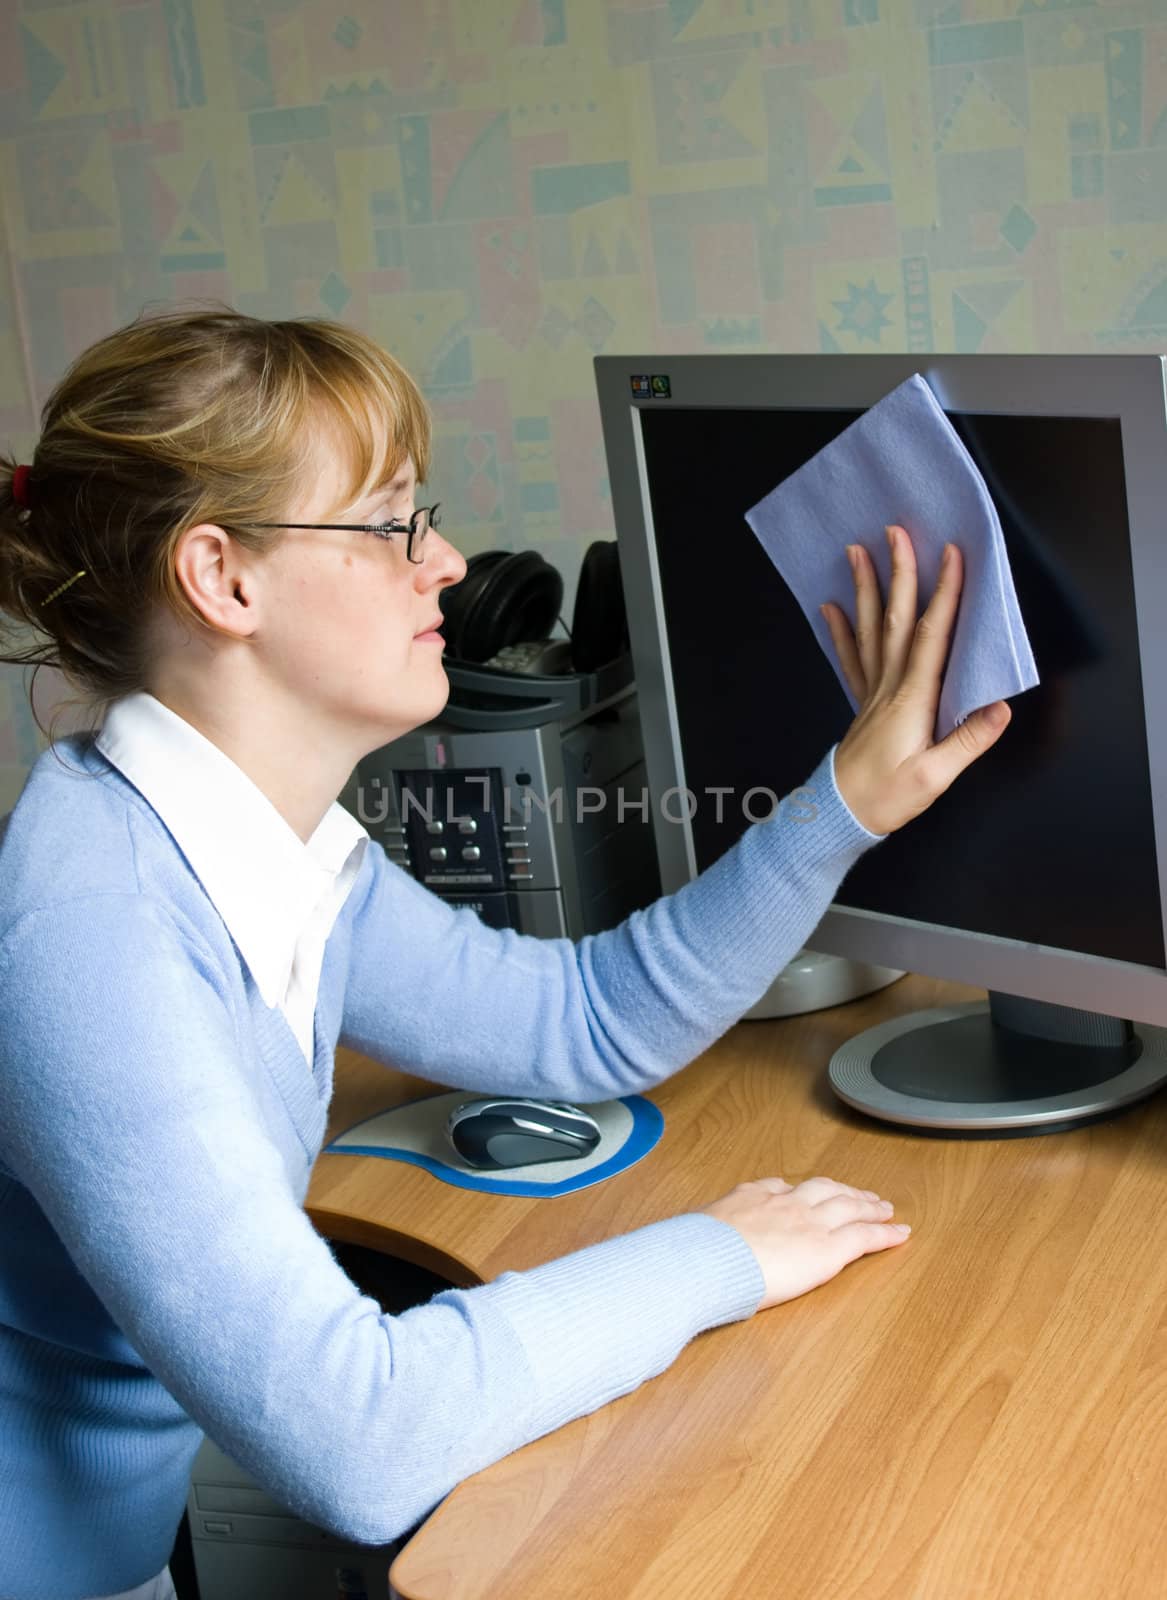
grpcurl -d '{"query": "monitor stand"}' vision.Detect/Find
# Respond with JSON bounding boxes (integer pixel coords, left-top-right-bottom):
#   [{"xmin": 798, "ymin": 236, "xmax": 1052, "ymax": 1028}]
[
  {"xmin": 829, "ymin": 991, "xmax": 1167, "ymax": 1135},
  {"xmin": 743, "ymin": 949, "xmax": 904, "ymax": 1020}
]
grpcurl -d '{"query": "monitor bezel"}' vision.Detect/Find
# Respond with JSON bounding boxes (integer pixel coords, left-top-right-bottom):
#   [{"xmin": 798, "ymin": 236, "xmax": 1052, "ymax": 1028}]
[{"xmin": 595, "ymin": 353, "xmax": 1167, "ymax": 1027}]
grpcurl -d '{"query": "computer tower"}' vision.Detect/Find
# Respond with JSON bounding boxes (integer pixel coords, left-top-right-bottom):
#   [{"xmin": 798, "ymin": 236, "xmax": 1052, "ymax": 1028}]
[{"xmin": 187, "ymin": 1441, "xmax": 403, "ymax": 1600}]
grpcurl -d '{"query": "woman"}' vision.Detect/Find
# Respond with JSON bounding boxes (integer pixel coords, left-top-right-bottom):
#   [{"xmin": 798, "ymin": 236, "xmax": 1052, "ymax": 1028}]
[{"xmin": 0, "ymin": 308, "xmax": 1009, "ymax": 1600}]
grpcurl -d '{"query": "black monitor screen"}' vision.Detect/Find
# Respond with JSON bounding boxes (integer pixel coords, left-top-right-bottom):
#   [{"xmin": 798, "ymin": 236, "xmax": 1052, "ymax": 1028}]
[{"xmin": 639, "ymin": 403, "xmax": 1164, "ymax": 972}]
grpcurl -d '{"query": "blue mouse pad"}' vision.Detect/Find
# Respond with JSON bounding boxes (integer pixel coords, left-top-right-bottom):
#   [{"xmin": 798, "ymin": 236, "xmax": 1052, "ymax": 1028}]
[{"xmin": 325, "ymin": 1092, "xmax": 664, "ymax": 1198}]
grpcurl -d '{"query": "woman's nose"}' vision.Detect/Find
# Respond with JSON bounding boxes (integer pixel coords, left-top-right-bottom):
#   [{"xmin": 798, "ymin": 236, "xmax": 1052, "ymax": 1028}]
[{"xmin": 419, "ymin": 529, "xmax": 467, "ymax": 590}]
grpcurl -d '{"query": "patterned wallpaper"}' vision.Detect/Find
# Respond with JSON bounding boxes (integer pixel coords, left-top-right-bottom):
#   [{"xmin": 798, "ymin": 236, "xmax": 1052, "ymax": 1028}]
[{"xmin": 2, "ymin": 0, "xmax": 1166, "ymax": 811}]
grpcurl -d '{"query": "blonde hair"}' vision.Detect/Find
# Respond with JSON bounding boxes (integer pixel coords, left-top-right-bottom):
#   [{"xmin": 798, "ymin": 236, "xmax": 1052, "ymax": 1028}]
[{"xmin": 0, "ymin": 305, "xmax": 432, "ymax": 740}]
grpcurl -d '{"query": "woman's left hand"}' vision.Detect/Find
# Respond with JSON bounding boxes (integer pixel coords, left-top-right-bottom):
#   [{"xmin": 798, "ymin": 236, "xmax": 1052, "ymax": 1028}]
[{"xmin": 823, "ymin": 524, "xmax": 1011, "ymax": 837}]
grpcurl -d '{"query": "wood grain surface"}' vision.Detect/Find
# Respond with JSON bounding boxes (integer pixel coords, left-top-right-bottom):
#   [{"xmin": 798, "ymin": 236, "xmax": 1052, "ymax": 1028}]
[{"xmin": 306, "ymin": 974, "xmax": 1167, "ymax": 1600}]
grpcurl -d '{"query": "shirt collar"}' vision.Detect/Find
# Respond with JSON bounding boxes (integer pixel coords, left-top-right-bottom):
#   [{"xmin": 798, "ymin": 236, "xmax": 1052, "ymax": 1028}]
[{"xmin": 95, "ymin": 692, "xmax": 368, "ymax": 1007}]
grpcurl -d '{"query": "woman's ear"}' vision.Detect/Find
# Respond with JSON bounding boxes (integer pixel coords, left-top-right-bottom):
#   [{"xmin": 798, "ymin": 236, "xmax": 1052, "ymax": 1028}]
[{"xmin": 172, "ymin": 524, "xmax": 262, "ymax": 639}]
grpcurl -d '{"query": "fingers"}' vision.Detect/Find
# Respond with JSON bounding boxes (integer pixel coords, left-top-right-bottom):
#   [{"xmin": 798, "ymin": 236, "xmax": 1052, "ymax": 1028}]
[
  {"xmin": 879, "ymin": 525, "xmax": 918, "ymax": 689},
  {"xmin": 820, "ymin": 602, "xmax": 867, "ymax": 704},
  {"xmin": 916, "ymin": 698, "xmax": 1012, "ymax": 797},
  {"xmin": 794, "ymin": 1179, "xmax": 911, "ymax": 1243},
  {"xmin": 849, "ymin": 543, "xmax": 884, "ymax": 692},
  {"xmin": 899, "ymin": 541, "xmax": 964, "ymax": 705},
  {"xmin": 832, "ymin": 1222, "xmax": 913, "ymax": 1265},
  {"xmin": 749, "ymin": 1176, "xmax": 881, "ymax": 1204},
  {"xmin": 795, "ymin": 1175, "xmax": 880, "ymax": 1205},
  {"xmin": 825, "ymin": 529, "xmax": 918, "ymax": 707},
  {"xmin": 813, "ymin": 1195, "xmax": 898, "ymax": 1228}
]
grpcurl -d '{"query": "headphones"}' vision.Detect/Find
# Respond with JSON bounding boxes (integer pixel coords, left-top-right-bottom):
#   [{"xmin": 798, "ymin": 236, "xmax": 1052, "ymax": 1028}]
[{"xmin": 439, "ymin": 540, "xmax": 629, "ymax": 674}]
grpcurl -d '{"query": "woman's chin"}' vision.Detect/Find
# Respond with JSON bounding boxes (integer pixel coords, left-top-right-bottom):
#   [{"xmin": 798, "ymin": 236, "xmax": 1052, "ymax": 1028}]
[
  {"xmin": 418, "ymin": 669, "xmax": 452, "ymax": 724},
  {"xmin": 357, "ymin": 672, "xmax": 452, "ymax": 752}
]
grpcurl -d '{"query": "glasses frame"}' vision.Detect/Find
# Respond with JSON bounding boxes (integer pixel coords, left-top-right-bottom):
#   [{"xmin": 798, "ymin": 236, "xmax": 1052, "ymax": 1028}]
[{"xmin": 238, "ymin": 503, "xmax": 442, "ymax": 565}]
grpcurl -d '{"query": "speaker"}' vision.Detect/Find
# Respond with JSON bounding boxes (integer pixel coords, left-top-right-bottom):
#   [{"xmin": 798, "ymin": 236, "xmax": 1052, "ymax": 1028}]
[{"xmin": 439, "ymin": 541, "xmax": 628, "ymax": 673}]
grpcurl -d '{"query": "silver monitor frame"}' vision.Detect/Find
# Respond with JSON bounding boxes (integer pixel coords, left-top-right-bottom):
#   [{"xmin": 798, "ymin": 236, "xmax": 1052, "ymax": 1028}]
[{"xmin": 595, "ymin": 353, "xmax": 1167, "ymax": 1029}]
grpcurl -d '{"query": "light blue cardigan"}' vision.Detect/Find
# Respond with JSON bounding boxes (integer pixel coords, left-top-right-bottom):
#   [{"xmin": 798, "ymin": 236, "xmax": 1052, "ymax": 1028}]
[{"xmin": 0, "ymin": 734, "xmax": 875, "ymax": 1598}]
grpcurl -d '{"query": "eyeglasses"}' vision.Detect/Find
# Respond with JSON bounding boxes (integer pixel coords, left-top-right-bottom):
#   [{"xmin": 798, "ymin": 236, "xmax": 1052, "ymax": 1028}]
[{"xmin": 238, "ymin": 503, "xmax": 441, "ymax": 565}]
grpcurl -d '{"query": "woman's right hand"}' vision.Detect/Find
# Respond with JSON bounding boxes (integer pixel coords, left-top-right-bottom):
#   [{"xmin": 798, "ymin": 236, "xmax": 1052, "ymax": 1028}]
[
  {"xmin": 825, "ymin": 527, "xmax": 1011, "ymax": 838},
  {"xmin": 702, "ymin": 1175, "xmax": 910, "ymax": 1310}
]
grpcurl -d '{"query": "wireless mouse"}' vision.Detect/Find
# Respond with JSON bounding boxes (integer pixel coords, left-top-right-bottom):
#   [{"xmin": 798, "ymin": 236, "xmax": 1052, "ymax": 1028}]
[{"xmin": 446, "ymin": 1098, "xmax": 602, "ymax": 1171}]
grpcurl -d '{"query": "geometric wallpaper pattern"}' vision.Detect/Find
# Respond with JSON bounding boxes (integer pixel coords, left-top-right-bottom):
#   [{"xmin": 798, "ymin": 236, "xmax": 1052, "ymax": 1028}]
[{"xmin": 2, "ymin": 0, "xmax": 1167, "ymax": 810}]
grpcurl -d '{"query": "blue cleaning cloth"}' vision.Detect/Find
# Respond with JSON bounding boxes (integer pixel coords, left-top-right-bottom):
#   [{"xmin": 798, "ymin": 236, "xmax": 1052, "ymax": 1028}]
[{"xmin": 744, "ymin": 373, "xmax": 1039, "ymax": 742}]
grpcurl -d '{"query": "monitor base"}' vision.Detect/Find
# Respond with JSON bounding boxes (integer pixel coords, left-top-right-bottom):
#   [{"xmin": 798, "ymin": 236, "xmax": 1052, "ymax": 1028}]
[
  {"xmin": 829, "ymin": 999, "xmax": 1167, "ymax": 1135},
  {"xmin": 743, "ymin": 949, "xmax": 904, "ymax": 1020}
]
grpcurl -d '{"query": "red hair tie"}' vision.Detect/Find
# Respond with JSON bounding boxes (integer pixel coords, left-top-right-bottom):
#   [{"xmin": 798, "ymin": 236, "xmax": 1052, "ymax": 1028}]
[{"xmin": 11, "ymin": 465, "xmax": 31, "ymax": 510}]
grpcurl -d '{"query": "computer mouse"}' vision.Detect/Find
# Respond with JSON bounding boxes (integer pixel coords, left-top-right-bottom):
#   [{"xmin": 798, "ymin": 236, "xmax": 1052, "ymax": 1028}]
[{"xmin": 446, "ymin": 1098, "xmax": 602, "ymax": 1171}]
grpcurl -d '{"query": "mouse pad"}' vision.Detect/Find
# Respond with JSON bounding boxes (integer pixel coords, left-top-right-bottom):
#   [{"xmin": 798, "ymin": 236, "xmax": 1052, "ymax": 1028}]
[{"xmin": 325, "ymin": 1092, "xmax": 664, "ymax": 1198}]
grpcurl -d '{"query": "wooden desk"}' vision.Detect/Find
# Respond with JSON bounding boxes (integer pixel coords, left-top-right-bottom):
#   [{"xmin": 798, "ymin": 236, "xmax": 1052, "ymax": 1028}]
[{"xmin": 307, "ymin": 974, "xmax": 1167, "ymax": 1600}]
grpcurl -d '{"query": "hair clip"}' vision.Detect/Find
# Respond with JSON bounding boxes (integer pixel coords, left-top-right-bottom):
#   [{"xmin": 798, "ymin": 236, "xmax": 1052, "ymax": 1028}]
[
  {"xmin": 12, "ymin": 465, "xmax": 31, "ymax": 509},
  {"xmin": 42, "ymin": 570, "xmax": 86, "ymax": 607}
]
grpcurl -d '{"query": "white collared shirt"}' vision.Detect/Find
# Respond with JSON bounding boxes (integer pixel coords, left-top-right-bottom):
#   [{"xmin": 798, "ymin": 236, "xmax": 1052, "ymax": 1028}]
[{"xmin": 95, "ymin": 693, "xmax": 368, "ymax": 1067}]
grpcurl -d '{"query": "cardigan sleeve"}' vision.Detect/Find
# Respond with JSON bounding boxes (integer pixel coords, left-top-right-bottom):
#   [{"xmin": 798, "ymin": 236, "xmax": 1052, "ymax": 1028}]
[
  {"xmin": 0, "ymin": 893, "xmax": 763, "ymax": 1545},
  {"xmin": 340, "ymin": 745, "xmax": 882, "ymax": 1101}
]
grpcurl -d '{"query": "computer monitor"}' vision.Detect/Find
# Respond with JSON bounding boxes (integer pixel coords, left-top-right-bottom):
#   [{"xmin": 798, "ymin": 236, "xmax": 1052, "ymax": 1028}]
[{"xmin": 594, "ymin": 354, "xmax": 1167, "ymax": 1135}]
